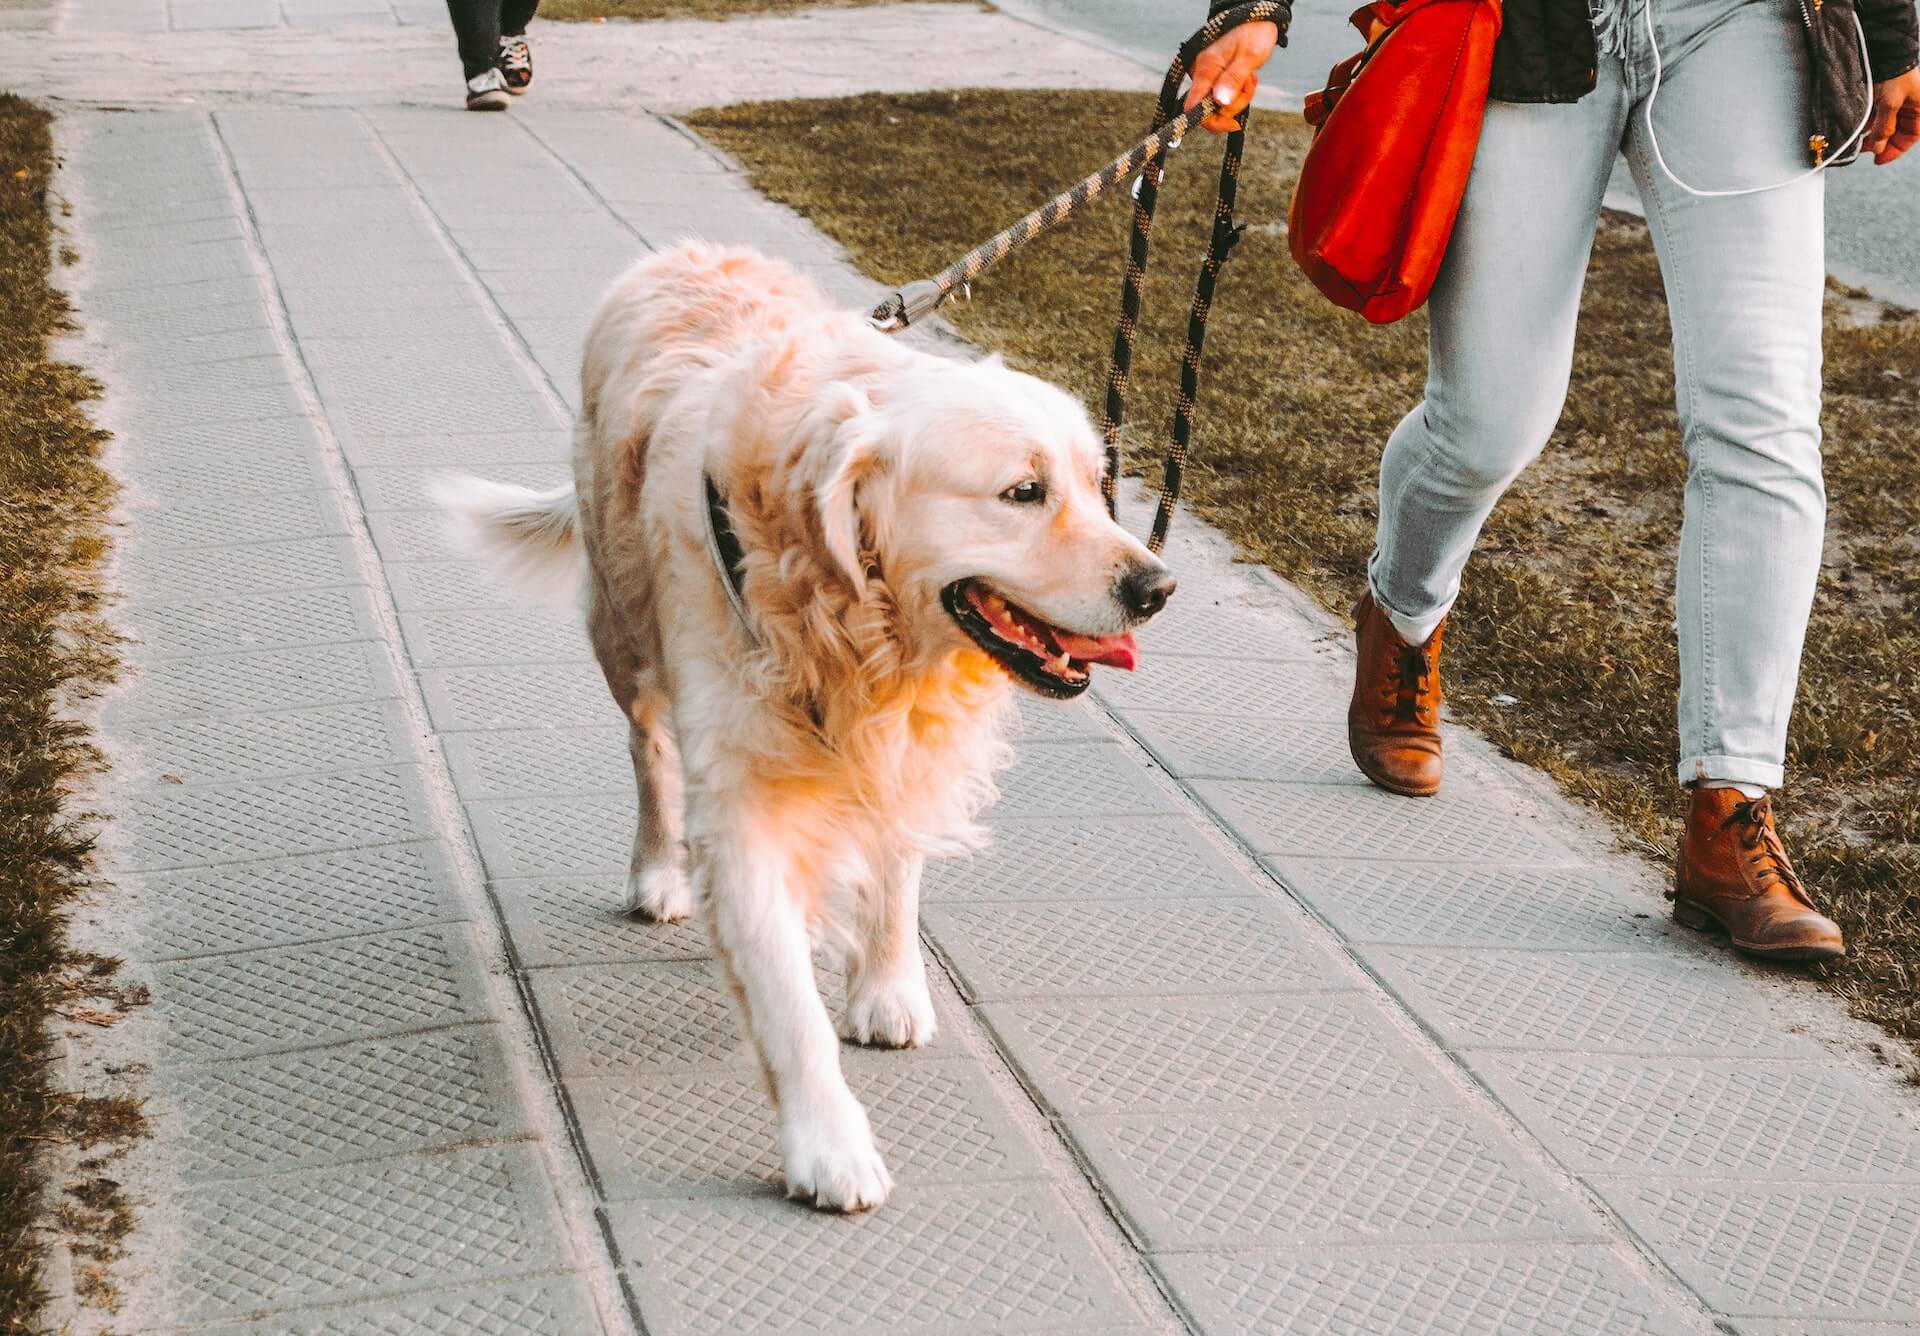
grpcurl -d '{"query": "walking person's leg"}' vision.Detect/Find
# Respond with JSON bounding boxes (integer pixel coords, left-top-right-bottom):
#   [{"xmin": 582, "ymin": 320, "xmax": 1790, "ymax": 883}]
[
  {"xmin": 447, "ymin": 0, "xmax": 512, "ymax": 108},
  {"xmin": 1622, "ymin": 0, "xmax": 1843, "ymax": 958},
  {"xmin": 500, "ymin": 0, "xmax": 537, "ymax": 36},
  {"xmin": 1350, "ymin": 64, "xmax": 1632, "ymax": 795},
  {"xmin": 498, "ymin": 0, "xmax": 537, "ymax": 94}
]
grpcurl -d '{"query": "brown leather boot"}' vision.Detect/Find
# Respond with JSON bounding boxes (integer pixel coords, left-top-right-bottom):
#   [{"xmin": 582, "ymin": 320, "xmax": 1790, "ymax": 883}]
[
  {"xmin": 1347, "ymin": 592, "xmax": 1444, "ymax": 797},
  {"xmin": 1674, "ymin": 788, "xmax": 1844, "ymax": 963}
]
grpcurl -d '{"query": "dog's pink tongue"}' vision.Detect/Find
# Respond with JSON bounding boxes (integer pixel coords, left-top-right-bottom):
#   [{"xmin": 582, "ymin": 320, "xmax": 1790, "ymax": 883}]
[{"xmin": 1053, "ymin": 630, "xmax": 1139, "ymax": 672}]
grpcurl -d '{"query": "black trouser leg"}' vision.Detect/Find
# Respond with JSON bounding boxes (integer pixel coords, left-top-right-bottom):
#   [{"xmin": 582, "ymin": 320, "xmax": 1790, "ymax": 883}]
[
  {"xmin": 446, "ymin": 0, "xmax": 504, "ymax": 79},
  {"xmin": 501, "ymin": 0, "xmax": 536, "ymax": 37}
]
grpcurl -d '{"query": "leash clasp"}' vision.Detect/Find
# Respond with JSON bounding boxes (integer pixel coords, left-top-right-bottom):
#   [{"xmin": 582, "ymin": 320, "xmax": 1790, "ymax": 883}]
[{"xmin": 869, "ymin": 278, "xmax": 948, "ymax": 333}]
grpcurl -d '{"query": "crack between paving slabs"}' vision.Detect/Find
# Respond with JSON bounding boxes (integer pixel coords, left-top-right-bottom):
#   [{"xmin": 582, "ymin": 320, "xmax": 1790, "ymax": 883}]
[
  {"xmin": 482, "ymin": 104, "xmax": 1201, "ymax": 1334},
  {"xmin": 204, "ymin": 105, "xmax": 634, "ymax": 1334},
  {"xmin": 1079, "ymin": 675, "xmax": 1738, "ymax": 1331}
]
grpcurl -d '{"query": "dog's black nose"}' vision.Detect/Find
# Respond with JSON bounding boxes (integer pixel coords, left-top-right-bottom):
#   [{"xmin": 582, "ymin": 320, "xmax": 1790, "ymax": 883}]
[{"xmin": 1119, "ymin": 564, "xmax": 1177, "ymax": 618}]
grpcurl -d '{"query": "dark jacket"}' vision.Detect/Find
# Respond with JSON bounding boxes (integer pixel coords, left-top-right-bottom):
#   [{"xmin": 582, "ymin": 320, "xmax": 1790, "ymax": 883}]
[
  {"xmin": 1213, "ymin": 0, "xmax": 1920, "ymax": 163},
  {"xmin": 1489, "ymin": 0, "xmax": 1918, "ymax": 104}
]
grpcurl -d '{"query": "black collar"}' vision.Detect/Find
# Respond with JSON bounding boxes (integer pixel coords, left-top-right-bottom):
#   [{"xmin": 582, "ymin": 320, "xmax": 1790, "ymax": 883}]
[{"xmin": 702, "ymin": 474, "xmax": 754, "ymax": 636}]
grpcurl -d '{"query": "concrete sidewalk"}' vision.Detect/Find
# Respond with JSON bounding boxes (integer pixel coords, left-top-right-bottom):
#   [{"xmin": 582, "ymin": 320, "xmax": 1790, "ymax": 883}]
[{"xmin": 22, "ymin": 3, "xmax": 1920, "ymax": 1333}]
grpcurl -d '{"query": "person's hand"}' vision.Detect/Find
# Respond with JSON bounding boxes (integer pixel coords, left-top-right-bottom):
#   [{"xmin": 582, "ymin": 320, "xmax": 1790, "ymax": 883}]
[
  {"xmin": 1184, "ymin": 20, "xmax": 1281, "ymax": 133},
  {"xmin": 1863, "ymin": 69, "xmax": 1920, "ymax": 165}
]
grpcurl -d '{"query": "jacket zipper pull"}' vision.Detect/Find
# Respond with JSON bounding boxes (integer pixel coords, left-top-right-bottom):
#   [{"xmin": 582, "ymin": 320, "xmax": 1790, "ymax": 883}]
[{"xmin": 1810, "ymin": 133, "xmax": 1829, "ymax": 164}]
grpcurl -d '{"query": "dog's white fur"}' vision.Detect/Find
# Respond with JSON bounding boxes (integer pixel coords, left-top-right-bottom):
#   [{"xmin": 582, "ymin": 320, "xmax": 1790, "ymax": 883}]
[{"xmin": 437, "ymin": 242, "xmax": 1166, "ymax": 1211}]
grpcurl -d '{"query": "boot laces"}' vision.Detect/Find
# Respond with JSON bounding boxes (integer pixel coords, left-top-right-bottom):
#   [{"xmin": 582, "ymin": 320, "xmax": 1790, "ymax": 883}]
[
  {"xmin": 1379, "ymin": 644, "xmax": 1434, "ymax": 725},
  {"xmin": 1717, "ymin": 796, "xmax": 1813, "ymax": 907}
]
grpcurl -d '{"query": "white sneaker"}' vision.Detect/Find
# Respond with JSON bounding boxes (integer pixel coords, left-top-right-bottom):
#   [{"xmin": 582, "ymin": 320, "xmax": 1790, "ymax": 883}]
[
  {"xmin": 497, "ymin": 35, "xmax": 532, "ymax": 94},
  {"xmin": 465, "ymin": 67, "xmax": 511, "ymax": 111}
]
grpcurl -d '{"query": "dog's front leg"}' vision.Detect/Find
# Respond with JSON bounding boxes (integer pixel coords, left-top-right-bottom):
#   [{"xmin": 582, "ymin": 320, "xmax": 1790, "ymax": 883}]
[
  {"xmin": 842, "ymin": 852, "xmax": 937, "ymax": 1049},
  {"xmin": 696, "ymin": 829, "xmax": 893, "ymax": 1212}
]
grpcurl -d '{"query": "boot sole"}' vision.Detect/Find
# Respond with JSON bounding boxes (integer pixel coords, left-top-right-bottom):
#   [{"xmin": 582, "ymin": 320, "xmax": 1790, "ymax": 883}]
[
  {"xmin": 1346, "ymin": 727, "xmax": 1440, "ymax": 797},
  {"xmin": 1671, "ymin": 894, "xmax": 1845, "ymax": 963}
]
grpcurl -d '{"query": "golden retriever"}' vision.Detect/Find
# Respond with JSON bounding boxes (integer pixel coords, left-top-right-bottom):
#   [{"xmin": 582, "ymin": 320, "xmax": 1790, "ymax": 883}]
[{"xmin": 436, "ymin": 242, "xmax": 1174, "ymax": 1211}]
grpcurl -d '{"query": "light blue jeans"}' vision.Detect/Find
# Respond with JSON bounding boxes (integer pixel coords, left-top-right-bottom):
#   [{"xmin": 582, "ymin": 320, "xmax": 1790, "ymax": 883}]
[{"xmin": 1368, "ymin": 0, "xmax": 1827, "ymax": 789}]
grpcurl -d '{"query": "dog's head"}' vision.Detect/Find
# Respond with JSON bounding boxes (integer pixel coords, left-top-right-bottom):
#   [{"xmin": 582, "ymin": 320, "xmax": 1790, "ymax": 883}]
[{"xmin": 809, "ymin": 352, "xmax": 1175, "ymax": 699}]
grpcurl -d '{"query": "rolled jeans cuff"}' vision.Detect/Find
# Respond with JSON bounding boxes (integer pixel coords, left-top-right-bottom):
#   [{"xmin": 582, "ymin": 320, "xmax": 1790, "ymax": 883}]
[
  {"xmin": 1367, "ymin": 567, "xmax": 1455, "ymax": 633},
  {"xmin": 1678, "ymin": 754, "xmax": 1785, "ymax": 790}
]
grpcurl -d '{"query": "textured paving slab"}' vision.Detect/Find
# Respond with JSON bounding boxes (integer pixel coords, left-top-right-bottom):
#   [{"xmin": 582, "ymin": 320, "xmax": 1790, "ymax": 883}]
[
  {"xmin": 58, "ymin": 110, "xmax": 614, "ymax": 1333},
  {"xmin": 118, "ymin": 764, "xmax": 440, "ymax": 871},
  {"xmin": 493, "ymin": 878, "xmax": 710, "ymax": 968},
  {"xmin": 115, "ymin": 587, "xmax": 386, "ymax": 659},
  {"xmin": 153, "ymin": 1024, "xmax": 531, "ymax": 1182},
  {"xmin": 571, "ymin": 1057, "xmax": 1042, "ymax": 1201},
  {"xmin": 198, "ymin": 1278, "xmax": 604, "ymax": 1336},
  {"xmin": 1197, "ymin": 778, "xmax": 1576, "ymax": 862},
  {"xmin": 102, "ymin": 641, "xmax": 403, "ymax": 723},
  {"xmin": 1124, "ymin": 708, "xmax": 1381, "ymax": 785},
  {"xmin": 1073, "ymin": 1103, "xmax": 1604, "ymax": 1252},
  {"xmin": 158, "ymin": 1145, "xmax": 572, "ymax": 1325},
  {"xmin": 1156, "ymin": 1243, "xmax": 1698, "ymax": 1336},
  {"xmin": 1469, "ymin": 1055, "xmax": 1920, "ymax": 1182},
  {"xmin": 127, "ymin": 840, "xmax": 466, "ymax": 959},
  {"xmin": 440, "ymin": 727, "xmax": 628, "ymax": 803},
  {"xmin": 467, "ymin": 793, "xmax": 636, "ymax": 877},
  {"xmin": 40, "ymin": 29, "xmax": 1920, "ymax": 1335},
  {"xmin": 112, "ymin": 698, "xmax": 419, "ymax": 788},
  {"xmin": 1737, "ymin": 1321, "xmax": 1920, "ymax": 1335},
  {"xmin": 418, "ymin": 662, "xmax": 613, "ymax": 732},
  {"xmin": 143, "ymin": 925, "xmax": 492, "ymax": 1063},
  {"xmin": 980, "ymin": 992, "xmax": 1451, "ymax": 1115},
  {"xmin": 1598, "ymin": 1180, "xmax": 1920, "ymax": 1322},
  {"xmin": 1096, "ymin": 653, "xmax": 1352, "ymax": 719},
  {"xmin": 927, "ymin": 897, "xmax": 1349, "ymax": 1000},
  {"xmin": 398, "ymin": 606, "xmax": 588, "ymax": 667},
  {"xmin": 921, "ymin": 812, "xmax": 1256, "ymax": 903},
  {"xmin": 609, "ymin": 1186, "xmax": 1142, "ymax": 1336},
  {"xmin": 1369, "ymin": 947, "xmax": 1822, "ymax": 1057},
  {"xmin": 1267, "ymin": 858, "xmax": 1675, "ymax": 950}
]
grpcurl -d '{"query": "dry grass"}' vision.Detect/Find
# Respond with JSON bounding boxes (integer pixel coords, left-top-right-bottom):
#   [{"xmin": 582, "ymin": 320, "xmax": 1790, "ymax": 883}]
[
  {"xmin": 539, "ymin": 0, "xmax": 959, "ymax": 25},
  {"xmin": 0, "ymin": 95, "xmax": 142, "ymax": 1331},
  {"xmin": 688, "ymin": 89, "xmax": 1920, "ymax": 1058}
]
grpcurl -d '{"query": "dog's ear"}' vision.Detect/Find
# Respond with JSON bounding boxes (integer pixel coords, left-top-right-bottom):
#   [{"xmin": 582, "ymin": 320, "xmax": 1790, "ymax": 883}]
[{"xmin": 812, "ymin": 386, "xmax": 884, "ymax": 594}]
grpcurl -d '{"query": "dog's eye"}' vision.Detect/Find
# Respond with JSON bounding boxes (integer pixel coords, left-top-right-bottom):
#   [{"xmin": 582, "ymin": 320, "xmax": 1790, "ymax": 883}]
[{"xmin": 1000, "ymin": 479, "xmax": 1045, "ymax": 505}]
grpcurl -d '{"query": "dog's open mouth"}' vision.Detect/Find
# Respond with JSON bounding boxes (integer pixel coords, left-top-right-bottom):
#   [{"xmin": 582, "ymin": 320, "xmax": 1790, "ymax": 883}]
[{"xmin": 942, "ymin": 580, "xmax": 1139, "ymax": 699}]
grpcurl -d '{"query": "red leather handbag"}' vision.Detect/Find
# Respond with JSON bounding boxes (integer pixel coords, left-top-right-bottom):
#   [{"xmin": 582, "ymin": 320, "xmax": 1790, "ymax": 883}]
[{"xmin": 1288, "ymin": 0, "xmax": 1503, "ymax": 324}]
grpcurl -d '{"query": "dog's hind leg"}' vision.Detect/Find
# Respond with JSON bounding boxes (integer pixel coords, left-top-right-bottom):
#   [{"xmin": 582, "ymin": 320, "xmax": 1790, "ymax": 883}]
[
  {"xmin": 696, "ymin": 819, "xmax": 893, "ymax": 1213},
  {"xmin": 841, "ymin": 852, "xmax": 936, "ymax": 1049},
  {"xmin": 585, "ymin": 579, "xmax": 690, "ymax": 922},
  {"xmin": 622, "ymin": 696, "xmax": 690, "ymax": 922}
]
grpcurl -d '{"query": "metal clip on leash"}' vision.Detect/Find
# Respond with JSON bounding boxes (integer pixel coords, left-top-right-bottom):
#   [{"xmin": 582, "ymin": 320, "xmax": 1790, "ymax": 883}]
[{"xmin": 869, "ymin": 0, "xmax": 1292, "ymax": 554}]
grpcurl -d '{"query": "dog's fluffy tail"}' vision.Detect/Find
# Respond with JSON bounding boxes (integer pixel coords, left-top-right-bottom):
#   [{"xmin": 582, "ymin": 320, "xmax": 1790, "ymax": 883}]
[{"xmin": 431, "ymin": 475, "xmax": 584, "ymax": 600}]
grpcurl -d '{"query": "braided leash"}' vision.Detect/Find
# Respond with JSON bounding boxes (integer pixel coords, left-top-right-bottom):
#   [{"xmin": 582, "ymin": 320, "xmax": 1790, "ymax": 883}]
[
  {"xmin": 870, "ymin": 1, "xmax": 1291, "ymax": 553},
  {"xmin": 866, "ymin": 101, "xmax": 1219, "ymax": 334}
]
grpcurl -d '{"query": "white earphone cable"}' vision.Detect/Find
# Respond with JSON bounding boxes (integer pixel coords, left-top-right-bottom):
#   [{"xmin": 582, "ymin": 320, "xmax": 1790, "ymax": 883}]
[{"xmin": 1640, "ymin": 0, "xmax": 1876, "ymax": 197}]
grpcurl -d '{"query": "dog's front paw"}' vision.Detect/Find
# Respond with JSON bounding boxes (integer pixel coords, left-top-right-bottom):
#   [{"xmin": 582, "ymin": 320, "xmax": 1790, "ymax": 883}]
[
  {"xmin": 840, "ymin": 970, "xmax": 937, "ymax": 1049},
  {"xmin": 780, "ymin": 1096, "xmax": 893, "ymax": 1213},
  {"xmin": 623, "ymin": 864, "xmax": 691, "ymax": 923}
]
